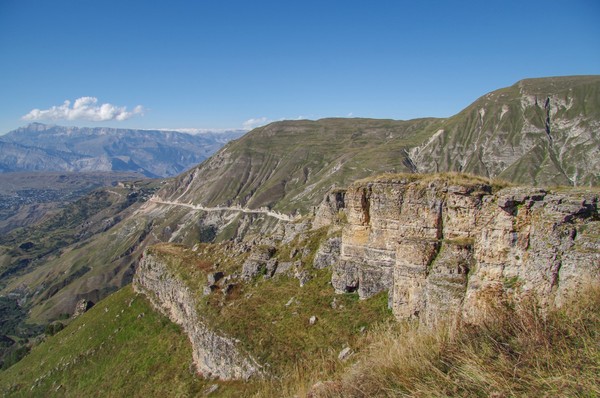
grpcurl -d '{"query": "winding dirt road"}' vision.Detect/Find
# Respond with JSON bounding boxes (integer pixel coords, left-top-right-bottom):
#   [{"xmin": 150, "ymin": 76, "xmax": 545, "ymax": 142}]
[{"xmin": 148, "ymin": 198, "xmax": 294, "ymax": 221}]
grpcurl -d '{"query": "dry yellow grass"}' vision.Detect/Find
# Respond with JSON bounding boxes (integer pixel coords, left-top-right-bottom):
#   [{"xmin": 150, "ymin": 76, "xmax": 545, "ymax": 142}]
[{"xmin": 273, "ymin": 287, "xmax": 600, "ymax": 397}]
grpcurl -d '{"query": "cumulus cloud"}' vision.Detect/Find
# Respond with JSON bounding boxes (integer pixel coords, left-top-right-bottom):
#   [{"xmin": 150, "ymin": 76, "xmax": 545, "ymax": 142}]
[
  {"xmin": 242, "ymin": 117, "xmax": 271, "ymax": 130},
  {"xmin": 22, "ymin": 97, "xmax": 144, "ymax": 122}
]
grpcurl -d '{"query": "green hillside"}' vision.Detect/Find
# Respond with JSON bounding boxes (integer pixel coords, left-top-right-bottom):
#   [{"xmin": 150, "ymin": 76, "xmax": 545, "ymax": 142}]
[
  {"xmin": 159, "ymin": 118, "xmax": 441, "ymax": 213},
  {"xmin": 0, "ymin": 180, "xmax": 163, "ymax": 321},
  {"xmin": 156, "ymin": 76, "xmax": 600, "ymax": 223},
  {"xmin": 0, "ymin": 180, "xmax": 166, "ymax": 367},
  {"xmin": 3, "ymin": 75, "xmax": 600, "ymax": 338},
  {"xmin": 0, "ymin": 286, "xmax": 215, "ymax": 397},
  {"xmin": 411, "ymin": 75, "xmax": 600, "ymax": 186}
]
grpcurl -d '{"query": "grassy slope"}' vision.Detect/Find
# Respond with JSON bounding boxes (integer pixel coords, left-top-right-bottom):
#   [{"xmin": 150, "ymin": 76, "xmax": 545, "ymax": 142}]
[
  {"xmin": 5, "ymin": 282, "xmax": 597, "ymax": 398},
  {"xmin": 313, "ymin": 288, "xmax": 600, "ymax": 398},
  {"xmin": 0, "ymin": 286, "xmax": 215, "ymax": 397},
  {"xmin": 1, "ymin": 229, "xmax": 393, "ymax": 397},
  {"xmin": 414, "ymin": 76, "xmax": 600, "ymax": 186},
  {"xmin": 159, "ymin": 118, "xmax": 441, "ymax": 214},
  {"xmin": 0, "ymin": 172, "xmax": 144, "ymax": 235},
  {"xmin": 0, "ymin": 179, "xmax": 169, "ymax": 333},
  {"xmin": 148, "ymin": 227, "xmax": 393, "ymax": 387},
  {"xmin": 158, "ymin": 76, "xmax": 600, "ymax": 222},
  {"xmin": 1, "ymin": 173, "xmax": 598, "ymax": 396}
]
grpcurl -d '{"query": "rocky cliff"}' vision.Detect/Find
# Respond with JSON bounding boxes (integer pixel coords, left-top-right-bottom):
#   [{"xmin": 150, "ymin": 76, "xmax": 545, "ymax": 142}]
[
  {"xmin": 330, "ymin": 174, "xmax": 599, "ymax": 324},
  {"xmin": 3, "ymin": 76, "xmax": 599, "ymax": 347},
  {"xmin": 133, "ymin": 250, "xmax": 262, "ymax": 380},
  {"xmin": 130, "ymin": 173, "xmax": 599, "ymax": 382}
]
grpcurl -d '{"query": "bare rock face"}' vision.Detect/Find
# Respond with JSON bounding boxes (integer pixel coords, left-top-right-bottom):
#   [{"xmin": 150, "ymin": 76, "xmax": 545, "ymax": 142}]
[
  {"xmin": 312, "ymin": 190, "xmax": 346, "ymax": 230},
  {"xmin": 72, "ymin": 299, "xmax": 94, "ymax": 318},
  {"xmin": 241, "ymin": 246, "xmax": 277, "ymax": 280},
  {"xmin": 334, "ymin": 176, "xmax": 599, "ymax": 324},
  {"xmin": 133, "ymin": 252, "xmax": 262, "ymax": 380},
  {"xmin": 313, "ymin": 237, "xmax": 341, "ymax": 269}
]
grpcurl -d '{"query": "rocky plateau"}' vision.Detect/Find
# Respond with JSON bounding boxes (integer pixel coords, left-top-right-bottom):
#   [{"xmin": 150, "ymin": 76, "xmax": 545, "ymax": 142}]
[{"xmin": 132, "ymin": 174, "xmax": 599, "ymax": 380}]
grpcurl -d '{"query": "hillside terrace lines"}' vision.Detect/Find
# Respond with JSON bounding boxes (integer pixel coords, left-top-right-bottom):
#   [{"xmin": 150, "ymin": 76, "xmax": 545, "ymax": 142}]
[{"xmin": 149, "ymin": 197, "xmax": 296, "ymax": 221}]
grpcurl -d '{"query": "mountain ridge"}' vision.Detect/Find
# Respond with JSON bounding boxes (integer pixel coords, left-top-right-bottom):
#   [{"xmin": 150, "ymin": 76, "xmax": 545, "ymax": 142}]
[
  {"xmin": 410, "ymin": 75, "xmax": 600, "ymax": 185},
  {"xmin": 0, "ymin": 123, "xmax": 246, "ymax": 177},
  {"xmin": 153, "ymin": 76, "xmax": 600, "ymax": 227}
]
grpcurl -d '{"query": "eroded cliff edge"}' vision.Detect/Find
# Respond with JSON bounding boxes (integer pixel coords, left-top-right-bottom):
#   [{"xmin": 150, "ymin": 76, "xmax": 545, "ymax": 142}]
[
  {"xmin": 133, "ymin": 250, "xmax": 262, "ymax": 380},
  {"xmin": 132, "ymin": 174, "xmax": 599, "ymax": 382},
  {"xmin": 331, "ymin": 175, "xmax": 599, "ymax": 324}
]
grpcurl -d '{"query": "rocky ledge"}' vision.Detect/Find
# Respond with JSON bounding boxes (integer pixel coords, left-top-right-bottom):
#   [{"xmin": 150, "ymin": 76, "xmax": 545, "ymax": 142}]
[
  {"xmin": 329, "ymin": 175, "xmax": 599, "ymax": 324},
  {"xmin": 133, "ymin": 251, "xmax": 262, "ymax": 380}
]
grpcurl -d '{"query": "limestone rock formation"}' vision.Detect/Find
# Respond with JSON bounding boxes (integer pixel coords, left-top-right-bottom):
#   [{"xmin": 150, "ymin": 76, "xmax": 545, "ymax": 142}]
[
  {"xmin": 312, "ymin": 190, "xmax": 346, "ymax": 230},
  {"xmin": 241, "ymin": 246, "xmax": 277, "ymax": 280},
  {"xmin": 130, "ymin": 174, "xmax": 598, "ymax": 382},
  {"xmin": 133, "ymin": 251, "xmax": 262, "ymax": 380},
  {"xmin": 331, "ymin": 175, "xmax": 599, "ymax": 324},
  {"xmin": 313, "ymin": 237, "xmax": 341, "ymax": 269}
]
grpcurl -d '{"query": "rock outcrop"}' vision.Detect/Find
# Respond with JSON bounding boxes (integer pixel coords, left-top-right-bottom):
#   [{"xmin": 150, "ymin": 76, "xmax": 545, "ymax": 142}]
[
  {"xmin": 312, "ymin": 190, "xmax": 346, "ymax": 230},
  {"xmin": 241, "ymin": 245, "xmax": 277, "ymax": 280},
  {"xmin": 314, "ymin": 237, "xmax": 342, "ymax": 269},
  {"xmin": 133, "ymin": 251, "xmax": 262, "ymax": 380},
  {"xmin": 72, "ymin": 299, "xmax": 94, "ymax": 318},
  {"xmin": 332, "ymin": 175, "xmax": 599, "ymax": 324}
]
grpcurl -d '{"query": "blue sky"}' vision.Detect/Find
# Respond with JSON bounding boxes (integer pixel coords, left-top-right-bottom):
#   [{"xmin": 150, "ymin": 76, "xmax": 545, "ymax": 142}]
[{"xmin": 0, "ymin": 0, "xmax": 598, "ymax": 133}]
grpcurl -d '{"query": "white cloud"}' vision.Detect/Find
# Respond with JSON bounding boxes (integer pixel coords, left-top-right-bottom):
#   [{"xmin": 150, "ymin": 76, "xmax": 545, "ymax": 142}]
[
  {"xmin": 23, "ymin": 97, "xmax": 144, "ymax": 122},
  {"xmin": 242, "ymin": 117, "xmax": 271, "ymax": 130}
]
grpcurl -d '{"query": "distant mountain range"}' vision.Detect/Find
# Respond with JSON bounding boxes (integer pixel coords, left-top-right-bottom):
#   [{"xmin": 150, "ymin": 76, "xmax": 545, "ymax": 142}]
[{"xmin": 0, "ymin": 123, "xmax": 246, "ymax": 177}]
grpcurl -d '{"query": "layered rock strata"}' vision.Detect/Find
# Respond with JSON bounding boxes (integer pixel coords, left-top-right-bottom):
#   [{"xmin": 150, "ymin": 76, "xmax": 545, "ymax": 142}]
[
  {"xmin": 332, "ymin": 175, "xmax": 599, "ymax": 324},
  {"xmin": 133, "ymin": 252, "xmax": 262, "ymax": 380}
]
